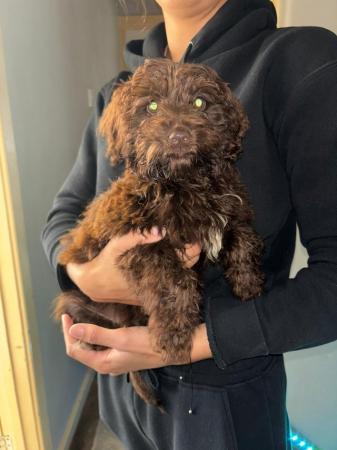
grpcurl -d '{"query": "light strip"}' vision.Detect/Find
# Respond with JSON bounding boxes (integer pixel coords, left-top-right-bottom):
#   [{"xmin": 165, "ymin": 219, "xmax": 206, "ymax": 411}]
[{"xmin": 289, "ymin": 426, "xmax": 323, "ymax": 450}]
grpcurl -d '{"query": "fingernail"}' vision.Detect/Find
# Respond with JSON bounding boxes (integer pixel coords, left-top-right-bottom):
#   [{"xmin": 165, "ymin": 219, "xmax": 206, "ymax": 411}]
[
  {"xmin": 61, "ymin": 314, "xmax": 67, "ymax": 326},
  {"xmin": 150, "ymin": 226, "xmax": 160, "ymax": 237},
  {"xmin": 150, "ymin": 226, "xmax": 166, "ymax": 237},
  {"xmin": 69, "ymin": 325, "xmax": 84, "ymax": 338}
]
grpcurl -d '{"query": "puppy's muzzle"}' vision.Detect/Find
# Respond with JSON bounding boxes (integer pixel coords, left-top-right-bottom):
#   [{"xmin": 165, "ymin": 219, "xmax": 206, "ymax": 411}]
[{"xmin": 167, "ymin": 127, "xmax": 195, "ymax": 157}]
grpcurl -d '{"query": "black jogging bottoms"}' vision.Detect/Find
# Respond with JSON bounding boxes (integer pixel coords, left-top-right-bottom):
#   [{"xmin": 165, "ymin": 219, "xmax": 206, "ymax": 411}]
[{"xmin": 98, "ymin": 354, "xmax": 291, "ymax": 450}]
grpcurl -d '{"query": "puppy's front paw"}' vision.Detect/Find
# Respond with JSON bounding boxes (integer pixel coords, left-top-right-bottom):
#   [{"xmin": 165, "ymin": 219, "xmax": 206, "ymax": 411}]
[
  {"xmin": 151, "ymin": 327, "xmax": 193, "ymax": 364},
  {"xmin": 231, "ymin": 271, "xmax": 264, "ymax": 301}
]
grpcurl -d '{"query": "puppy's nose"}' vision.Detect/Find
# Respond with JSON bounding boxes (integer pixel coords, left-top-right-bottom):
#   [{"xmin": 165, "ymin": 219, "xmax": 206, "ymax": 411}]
[{"xmin": 168, "ymin": 129, "xmax": 191, "ymax": 147}]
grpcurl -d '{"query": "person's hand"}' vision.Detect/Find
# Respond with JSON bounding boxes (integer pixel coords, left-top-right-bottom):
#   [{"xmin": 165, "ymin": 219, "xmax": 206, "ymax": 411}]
[
  {"xmin": 66, "ymin": 228, "xmax": 163, "ymax": 304},
  {"xmin": 176, "ymin": 242, "xmax": 201, "ymax": 269},
  {"xmin": 61, "ymin": 314, "xmax": 212, "ymax": 375},
  {"xmin": 66, "ymin": 227, "xmax": 201, "ymax": 305}
]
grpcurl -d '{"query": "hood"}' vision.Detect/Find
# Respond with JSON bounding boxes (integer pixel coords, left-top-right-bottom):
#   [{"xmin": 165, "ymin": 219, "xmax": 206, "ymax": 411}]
[{"xmin": 124, "ymin": 0, "xmax": 277, "ymax": 72}]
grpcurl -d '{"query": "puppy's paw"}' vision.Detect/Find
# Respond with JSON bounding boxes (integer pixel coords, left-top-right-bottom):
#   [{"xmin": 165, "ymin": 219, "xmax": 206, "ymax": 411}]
[
  {"xmin": 232, "ymin": 272, "xmax": 264, "ymax": 301},
  {"xmin": 152, "ymin": 328, "xmax": 192, "ymax": 364}
]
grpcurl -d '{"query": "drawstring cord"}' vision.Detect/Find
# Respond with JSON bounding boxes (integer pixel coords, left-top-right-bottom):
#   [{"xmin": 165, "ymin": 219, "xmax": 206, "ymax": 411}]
[
  {"xmin": 188, "ymin": 356, "xmax": 194, "ymax": 415},
  {"xmin": 127, "ymin": 360, "xmax": 195, "ymax": 416}
]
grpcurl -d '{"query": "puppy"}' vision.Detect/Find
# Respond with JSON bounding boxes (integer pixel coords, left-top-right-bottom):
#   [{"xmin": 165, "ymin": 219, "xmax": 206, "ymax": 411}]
[{"xmin": 54, "ymin": 58, "xmax": 264, "ymax": 410}]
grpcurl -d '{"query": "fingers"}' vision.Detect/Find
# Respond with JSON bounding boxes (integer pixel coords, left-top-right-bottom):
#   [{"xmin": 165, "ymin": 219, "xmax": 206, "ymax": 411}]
[
  {"xmin": 61, "ymin": 315, "xmax": 165, "ymax": 375},
  {"xmin": 176, "ymin": 242, "xmax": 202, "ymax": 268},
  {"xmin": 184, "ymin": 242, "xmax": 202, "ymax": 258},
  {"xmin": 111, "ymin": 227, "xmax": 166, "ymax": 255},
  {"xmin": 62, "ymin": 313, "xmax": 76, "ymax": 346},
  {"xmin": 62, "ymin": 314, "xmax": 115, "ymax": 373},
  {"xmin": 68, "ymin": 322, "xmax": 154, "ymax": 354},
  {"xmin": 184, "ymin": 254, "xmax": 200, "ymax": 269},
  {"xmin": 68, "ymin": 322, "xmax": 121, "ymax": 348}
]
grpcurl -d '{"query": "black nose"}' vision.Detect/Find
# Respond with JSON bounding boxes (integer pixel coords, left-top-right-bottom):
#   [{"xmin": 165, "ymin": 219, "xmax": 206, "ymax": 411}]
[{"xmin": 168, "ymin": 129, "xmax": 191, "ymax": 147}]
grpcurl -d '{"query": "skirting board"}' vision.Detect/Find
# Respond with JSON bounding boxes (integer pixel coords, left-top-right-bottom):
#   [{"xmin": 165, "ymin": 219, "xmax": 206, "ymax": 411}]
[{"xmin": 57, "ymin": 370, "xmax": 95, "ymax": 450}]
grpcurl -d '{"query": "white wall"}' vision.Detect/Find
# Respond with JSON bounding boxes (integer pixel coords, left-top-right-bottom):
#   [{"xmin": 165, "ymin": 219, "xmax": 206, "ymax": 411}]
[
  {"xmin": 286, "ymin": 231, "xmax": 337, "ymax": 450},
  {"xmin": 0, "ymin": 0, "xmax": 120, "ymax": 448},
  {"xmin": 279, "ymin": 2, "xmax": 337, "ymax": 450},
  {"xmin": 279, "ymin": 0, "xmax": 337, "ymax": 34}
]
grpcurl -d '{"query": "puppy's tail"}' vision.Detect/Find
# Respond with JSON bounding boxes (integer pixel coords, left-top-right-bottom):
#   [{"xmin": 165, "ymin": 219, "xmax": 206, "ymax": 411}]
[{"xmin": 129, "ymin": 371, "xmax": 165, "ymax": 413}]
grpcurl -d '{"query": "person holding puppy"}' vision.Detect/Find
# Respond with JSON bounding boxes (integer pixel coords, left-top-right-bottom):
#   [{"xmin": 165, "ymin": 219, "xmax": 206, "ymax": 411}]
[{"xmin": 41, "ymin": 0, "xmax": 337, "ymax": 448}]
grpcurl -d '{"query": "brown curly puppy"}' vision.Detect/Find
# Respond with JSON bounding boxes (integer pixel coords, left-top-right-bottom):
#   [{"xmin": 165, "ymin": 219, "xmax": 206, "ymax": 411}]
[{"xmin": 54, "ymin": 58, "xmax": 265, "ymax": 410}]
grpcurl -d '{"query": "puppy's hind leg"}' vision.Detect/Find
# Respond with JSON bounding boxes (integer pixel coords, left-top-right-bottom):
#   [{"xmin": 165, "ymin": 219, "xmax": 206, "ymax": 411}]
[
  {"xmin": 129, "ymin": 372, "xmax": 165, "ymax": 413},
  {"xmin": 53, "ymin": 290, "xmax": 139, "ymax": 350}
]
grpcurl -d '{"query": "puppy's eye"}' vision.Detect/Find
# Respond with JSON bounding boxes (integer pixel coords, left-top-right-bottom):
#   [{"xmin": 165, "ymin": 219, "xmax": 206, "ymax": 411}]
[
  {"xmin": 147, "ymin": 100, "xmax": 158, "ymax": 113},
  {"xmin": 193, "ymin": 97, "xmax": 206, "ymax": 110}
]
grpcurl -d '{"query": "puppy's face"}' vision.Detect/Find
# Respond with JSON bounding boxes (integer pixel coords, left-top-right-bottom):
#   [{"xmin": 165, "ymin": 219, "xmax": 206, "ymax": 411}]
[{"xmin": 98, "ymin": 59, "xmax": 249, "ymax": 180}]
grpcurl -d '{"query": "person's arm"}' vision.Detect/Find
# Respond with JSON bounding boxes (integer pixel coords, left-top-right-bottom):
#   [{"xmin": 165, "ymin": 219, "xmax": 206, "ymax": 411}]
[
  {"xmin": 41, "ymin": 85, "xmax": 105, "ymax": 289},
  {"xmin": 41, "ymin": 75, "xmax": 135, "ymax": 290},
  {"xmin": 203, "ymin": 60, "xmax": 337, "ymax": 369}
]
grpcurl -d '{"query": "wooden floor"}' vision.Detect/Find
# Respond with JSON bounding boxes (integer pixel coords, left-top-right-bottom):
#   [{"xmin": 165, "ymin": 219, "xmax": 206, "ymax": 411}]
[
  {"xmin": 69, "ymin": 376, "xmax": 125, "ymax": 450},
  {"xmin": 92, "ymin": 420, "xmax": 124, "ymax": 450}
]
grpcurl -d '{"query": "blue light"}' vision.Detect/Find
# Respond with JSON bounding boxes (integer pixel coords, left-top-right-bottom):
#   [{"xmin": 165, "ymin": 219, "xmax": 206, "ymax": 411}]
[{"xmin": 288, "ymin": 426, "xmax": 316, "ymax": 450}]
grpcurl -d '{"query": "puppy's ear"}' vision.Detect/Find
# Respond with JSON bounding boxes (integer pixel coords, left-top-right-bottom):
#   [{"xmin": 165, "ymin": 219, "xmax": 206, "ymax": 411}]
[
  {"xmin": 220, "ymin": 83, "xmax": 250, "ymax": 161},
  {"xmin": 97, "ymin": 81, "xmax": 132, "ymax": 165}
]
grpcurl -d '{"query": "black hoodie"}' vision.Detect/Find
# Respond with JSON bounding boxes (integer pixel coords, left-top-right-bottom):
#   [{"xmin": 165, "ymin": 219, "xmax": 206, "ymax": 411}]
[{"xmin": 41, "ymin": 0, "xmax": 337, "ymax": 378}]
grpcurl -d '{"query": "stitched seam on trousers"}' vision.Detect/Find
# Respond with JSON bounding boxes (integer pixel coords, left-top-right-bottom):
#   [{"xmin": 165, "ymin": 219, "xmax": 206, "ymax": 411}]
[
  {"xmin": 221, "ymin": 390, "xmax": 238, "ymax": 450},
  {"xmin": 131, "ymin": 389, "xmax": 158, "ymax": 450},
  {"xmin": 261, "ymin": 376, "xmax": 277, "ymax": 450}
]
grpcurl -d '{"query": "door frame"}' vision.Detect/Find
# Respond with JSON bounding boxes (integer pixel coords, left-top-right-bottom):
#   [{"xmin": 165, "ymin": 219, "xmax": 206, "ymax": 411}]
[
  {"xmin": 273, "ymin": 0, "xmax": 282, "ymax": 19},
  {"xmin": 0, "ymin": 36, "xmax": 45, "ymax": 450}
]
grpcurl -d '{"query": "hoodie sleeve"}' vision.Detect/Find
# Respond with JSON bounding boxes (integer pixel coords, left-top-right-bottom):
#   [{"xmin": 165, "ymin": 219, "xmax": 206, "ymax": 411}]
[
  {"xmin": 41, "ymin": 72, "xmax": 132, "ymax": 291},
  {"xmin": 40, "ymin": 84, "xmax": 109, "ymax": 290},
  {"xmin": 204, "ymin": 59, "xmax": 337, "ymax": 368}
]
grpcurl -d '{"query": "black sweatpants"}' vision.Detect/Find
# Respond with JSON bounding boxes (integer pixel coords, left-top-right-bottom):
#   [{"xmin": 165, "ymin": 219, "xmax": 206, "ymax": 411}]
[{"xmin": 98, "ymin": 355, "xmax": 291, "ymax": 450}]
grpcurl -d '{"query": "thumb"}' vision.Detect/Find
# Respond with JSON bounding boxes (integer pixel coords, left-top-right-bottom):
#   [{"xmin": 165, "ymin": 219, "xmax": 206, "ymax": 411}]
[{"xmin": 111, "ymin": 226, "xmax": 166, "ymax": 255}]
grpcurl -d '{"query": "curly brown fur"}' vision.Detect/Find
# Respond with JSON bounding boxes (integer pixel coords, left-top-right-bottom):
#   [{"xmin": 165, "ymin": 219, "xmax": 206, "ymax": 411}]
[{"xmin": 53, "ymin": 58, "xmax": 265, "ymax": 410}]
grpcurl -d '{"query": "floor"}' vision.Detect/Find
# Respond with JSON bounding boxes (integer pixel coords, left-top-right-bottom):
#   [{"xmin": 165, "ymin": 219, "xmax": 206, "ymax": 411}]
[
  {"xmin": 92, "ymin": 421, "xmax": 124, "ymax": 450},
  {"xmin": 69, "ymin": 376, "xmax": 125, "ymax": 450}
]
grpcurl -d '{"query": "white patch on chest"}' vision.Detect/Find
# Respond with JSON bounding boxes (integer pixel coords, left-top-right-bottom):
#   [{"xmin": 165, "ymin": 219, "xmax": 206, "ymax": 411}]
[{"xmin": 204, "ymin": 215, "xmax": 228, "ymax": 261}]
